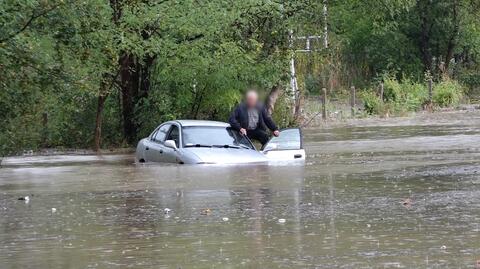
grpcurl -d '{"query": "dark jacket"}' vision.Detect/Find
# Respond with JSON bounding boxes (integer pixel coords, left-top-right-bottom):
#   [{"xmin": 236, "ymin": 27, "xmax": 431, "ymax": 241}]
[{"xmin": 229, "ymin": 103, "xmax": 278, "ymax": 132}]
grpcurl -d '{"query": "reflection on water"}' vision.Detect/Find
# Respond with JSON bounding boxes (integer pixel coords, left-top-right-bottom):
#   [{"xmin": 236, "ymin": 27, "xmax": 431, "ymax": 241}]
[{"xmin": 1, "ymin": 112, "xmax": 480, "ymax": 268}]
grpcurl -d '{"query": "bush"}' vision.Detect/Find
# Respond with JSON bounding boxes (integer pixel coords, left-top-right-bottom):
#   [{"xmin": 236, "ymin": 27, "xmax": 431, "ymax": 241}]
[
  {"xmin": 305, "ymin": 74, "xmax": 321, "ymax": 95},
  {"xmin": 383, "ymin": 77, "xmax": 428, "ymax": 112},
  {"xmin": 362, "ymin": 77, "xmax": 428, "ymax": 116},
  {"xmin": 361, "ymin": 91, "xmax": 382, "ymax": 115},
  {"xmin": 433, "ymin": 80, "xmax": 464, "ymax": 107},
  {"xmin": 402, "ymin": 80, "xmax": 428, "ymax": 111},
  {"xmin": 361, "ymin": 77, "xmax": 465, "ymax": 116},
  {"xmin": 382, "ymin": 77, "xmax": 402, "ymax": 102},
  {"xmin": 271, "ymin": 93, "xmax": 296, "ymax": 128},
  {"xmin": 459, "ymin": 70, "xmax": 480, "ymax": 97}
]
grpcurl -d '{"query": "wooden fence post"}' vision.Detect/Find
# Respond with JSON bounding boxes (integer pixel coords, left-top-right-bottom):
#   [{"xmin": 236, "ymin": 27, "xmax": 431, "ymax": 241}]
[
  {"xmin": 380, "ymin": 82, "xmax": 384, "ymax": 102},
  {"xmin": 350, "ymin": 86, "xmax": 356, "ymax": 117},
  {"xmin": 322, "ymin": 87, "xmax": 327, "ymax": 120}
]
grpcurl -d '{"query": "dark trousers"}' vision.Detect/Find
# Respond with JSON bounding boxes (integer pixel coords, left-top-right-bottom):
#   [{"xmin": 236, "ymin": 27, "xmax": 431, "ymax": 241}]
[{"xmin": 247, "ymin": 128, "xmax": 270, "ymax": 146}]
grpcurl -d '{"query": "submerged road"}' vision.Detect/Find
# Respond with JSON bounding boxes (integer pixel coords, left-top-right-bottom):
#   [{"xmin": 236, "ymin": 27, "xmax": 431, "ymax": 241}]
[{"xmin": 1, "ymin": 110, "xmax": 480, "ymax": 268}]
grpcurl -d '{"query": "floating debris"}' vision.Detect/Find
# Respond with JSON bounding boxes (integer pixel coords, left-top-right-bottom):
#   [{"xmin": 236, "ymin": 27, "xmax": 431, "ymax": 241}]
[
  {"xmin": 51, "ymin": 208, "xmax": 57, "ymax": 213},
  {"xmin": 164, "ymin": 208, "xmax": 171, "ymax": 214},
  {"xmin": 440, "ymin": 245, "xmax": 447, "ymax": 250},
  {"xmin": 402, "ymin": 198, "xmax": 413, "ymax": 208},
  {"xmin": 201, "ymin": 208, "xmax": 212, "ymax": 215},
  {"xmin": 18, "ymin": 196, "xmax": 30, "ymax": 203},
  {"xmin": 222, "ymin": 217, "xmax": 229, "ymax": 222},
  {"xmin": 278, "ymin": 218, "xmax": 286, "ymax": 224}
]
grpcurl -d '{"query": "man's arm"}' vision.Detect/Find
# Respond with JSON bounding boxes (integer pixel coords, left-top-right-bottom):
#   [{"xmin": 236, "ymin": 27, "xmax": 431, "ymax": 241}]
[
  {"xmin": 228, "ymin": 106, "xmax": 242, "ymax": 130},
  {"xmin": 261, "ymin": 107, "xmax": 278, "ymax": 132}
]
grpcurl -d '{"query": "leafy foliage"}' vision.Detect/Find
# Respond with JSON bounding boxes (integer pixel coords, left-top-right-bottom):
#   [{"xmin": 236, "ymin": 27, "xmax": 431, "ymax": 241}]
[
  {"xmin": 433, "ymin": 80, "xmax": 464, "ymax": 107},
  {"xmin": 0, "ymin": 0, "xmax": 479, "ymax": 155},
  {"xmin": 383, "ymin": 77, "xmax": 428, "ymax": 111},
  {"xmin": 361, "ymin": 77, "xmax": 464, "ymax": 115},
  {"xmin": 361, "ymin": 91, "xmax": 382, "ymax": 115}
]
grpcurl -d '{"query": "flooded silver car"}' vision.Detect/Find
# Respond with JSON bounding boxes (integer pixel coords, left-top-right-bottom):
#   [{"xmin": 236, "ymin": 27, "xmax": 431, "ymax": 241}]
[
  {"xmin": 135, "ymin": 120, "xmax": 306, "ymax": 164},
  {"xmin": 1, "ymin": 111, "xmax": 480, "ymax": 268}
]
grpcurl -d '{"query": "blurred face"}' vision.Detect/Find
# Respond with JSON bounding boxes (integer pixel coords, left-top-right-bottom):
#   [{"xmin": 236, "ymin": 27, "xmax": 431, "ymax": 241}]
[{"xmin": 246, "ymin": 91, "xmax": 258, "ymax": 108}]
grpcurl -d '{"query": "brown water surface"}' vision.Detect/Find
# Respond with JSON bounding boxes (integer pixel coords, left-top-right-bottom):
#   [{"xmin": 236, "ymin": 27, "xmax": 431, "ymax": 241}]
[{"xmin": 1, "ymin": 111, "xmax": 480, "ymax": 268}]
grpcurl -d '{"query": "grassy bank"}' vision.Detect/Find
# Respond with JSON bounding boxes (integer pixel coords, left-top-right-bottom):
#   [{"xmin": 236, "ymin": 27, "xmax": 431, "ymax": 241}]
[
  {"xmin": 361, "ymin": 78, "xmax": 465, "ymax": 116},
  {"xmin": 302, "ymin": 77, "xmax": 470, "ymax": 126}
]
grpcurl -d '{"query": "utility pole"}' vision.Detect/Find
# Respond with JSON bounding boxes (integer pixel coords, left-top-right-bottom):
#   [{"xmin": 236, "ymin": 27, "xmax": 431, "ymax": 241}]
[
  {"xmin": 289, "ymin": 32, "xmax": 325, "ymax": 117},
  {"xmin": 288, "ymin": 0, "xmax": 328, "ymax": 119},
  {"xmin": 289, "ymin": 30, "xmax": 299, "ymax": 113}
]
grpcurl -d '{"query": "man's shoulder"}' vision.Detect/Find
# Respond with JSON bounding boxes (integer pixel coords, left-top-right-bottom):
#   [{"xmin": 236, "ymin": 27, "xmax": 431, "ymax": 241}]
[
  {"xmin": 255, "ymin": 102, "xmax": 267, "ymax": 110},
  {"xmin": 235, "ymin": 103, "xmax": 246, "ymax": 110},
  {"xmin": 235, "ymin": 102, "xmax": 266, "ymax": 111}
]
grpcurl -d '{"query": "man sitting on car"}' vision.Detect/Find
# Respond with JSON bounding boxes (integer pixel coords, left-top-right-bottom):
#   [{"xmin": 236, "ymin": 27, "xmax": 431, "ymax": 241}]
[{"xmin": 229, "ymin": 90, "xmax": 280, "ymax": 146}]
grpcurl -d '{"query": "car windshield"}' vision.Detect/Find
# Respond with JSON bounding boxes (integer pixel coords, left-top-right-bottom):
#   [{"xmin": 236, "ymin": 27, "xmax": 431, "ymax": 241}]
[{"xmin": 182, "ymin": 126, "xmax": 253, "ymax": 149}]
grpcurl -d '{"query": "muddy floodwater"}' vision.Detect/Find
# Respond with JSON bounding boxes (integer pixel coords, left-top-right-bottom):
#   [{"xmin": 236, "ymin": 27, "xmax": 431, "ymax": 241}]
[{"xmin": 1, "ymin": 111, "xmax": 480, "ymax": 268}]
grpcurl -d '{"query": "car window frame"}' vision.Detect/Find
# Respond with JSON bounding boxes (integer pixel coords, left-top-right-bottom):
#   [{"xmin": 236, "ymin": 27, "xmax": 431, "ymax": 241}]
[
  {"xmin": 165, "ymin": 124, "xmax": 181, "ymax": 148},
  {"xmin": 149, "ymin": 127, "xmax": 160, "ymax": 140},
  {"xmin": 263, "ymin": 128, "xmax": 303, "ymax": 151},
  {"xmin": 150, "ymin": 123, "xmax": 172, "ymax": 144},
  {"xmin": 181, "ymin": 126, "xmax": 254, "ymax": 150}
]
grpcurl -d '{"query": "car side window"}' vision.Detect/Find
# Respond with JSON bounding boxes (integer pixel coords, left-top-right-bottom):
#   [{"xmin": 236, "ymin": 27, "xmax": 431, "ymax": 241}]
[
  {"xmin": 152, "ymin": 124, "xmax": 171, "ymax": 143},
  {"xmin": 166, "ymin": 125, "xmax": 180, "ymax": 147}
]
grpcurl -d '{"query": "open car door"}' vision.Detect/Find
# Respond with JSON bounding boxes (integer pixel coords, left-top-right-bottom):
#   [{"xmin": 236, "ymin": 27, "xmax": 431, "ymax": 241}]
[{"xmin": 262, "ymin": 128, "xmax": 306, "ymax": 161}]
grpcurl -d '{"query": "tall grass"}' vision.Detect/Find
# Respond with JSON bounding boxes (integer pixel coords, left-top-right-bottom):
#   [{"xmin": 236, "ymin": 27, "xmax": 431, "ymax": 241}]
[
  {"xmin": 360, "ymin": 77, "xmax": 464, "ymax": 116},
  {"xmin": 433, "ymin": 80, "xmax": 464, "ymax": 107}
]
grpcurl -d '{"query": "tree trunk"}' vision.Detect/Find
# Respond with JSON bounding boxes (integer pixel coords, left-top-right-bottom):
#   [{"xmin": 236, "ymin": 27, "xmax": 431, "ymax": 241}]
[
  {"xmin": 139, "ymin": 55, "xmax": 155, "ymax": 98},
  {"xmin": 110, "ymin": 2, "xmax": 157, "ymax": 146},
  {"xmin": 189, "ymin": 87, "xmax": 205, "ymax": 119},
  {"xmin": 119, "ymin": 54, "xmax": 155, "ymax": 144},
  {"xmin": 418, "ymin": 0, "xmax": 433, "ymax": 72},
  {"xmin": 266, "ymin": 85, "xmax": 282, "ymax": 115},
  {"xmin": 94, "ymin": 93, "xmax": 107, "ymax": 152},
  {"xmin": 120, "ymin": 53, "xmax": 139, "ymax": 145},
  {"xmin": 444, "ymin": 0, "xmax": 459, "ymax": 75}
]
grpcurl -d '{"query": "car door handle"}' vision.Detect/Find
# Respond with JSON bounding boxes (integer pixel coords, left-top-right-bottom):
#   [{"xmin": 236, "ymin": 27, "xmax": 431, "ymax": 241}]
[{"xmin": 294, "ymin": 154, "xmax": 302, "ymax": 159}]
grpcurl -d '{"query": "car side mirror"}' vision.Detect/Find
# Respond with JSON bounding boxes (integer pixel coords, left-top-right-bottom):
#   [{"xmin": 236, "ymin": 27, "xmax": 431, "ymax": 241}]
[{"xmin": 164, "ymin": 140, "xmax": 177, "ymax": 150}]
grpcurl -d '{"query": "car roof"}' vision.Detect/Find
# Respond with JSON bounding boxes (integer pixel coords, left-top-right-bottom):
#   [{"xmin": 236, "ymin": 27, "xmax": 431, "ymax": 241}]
[{"xmin": 173, "ymin": 120, "xmax": 230, "ymax": 127}]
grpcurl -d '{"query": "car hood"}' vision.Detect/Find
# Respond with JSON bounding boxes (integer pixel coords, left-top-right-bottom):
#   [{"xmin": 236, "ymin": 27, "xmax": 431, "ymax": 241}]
[{"xmin": 184, "ymin": 148, "xmax": 268, "ymax": 164}]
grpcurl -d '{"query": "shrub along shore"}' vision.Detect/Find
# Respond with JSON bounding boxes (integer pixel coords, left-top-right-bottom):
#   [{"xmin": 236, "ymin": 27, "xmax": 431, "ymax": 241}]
[
  {"xmin": 302, "ymin": 76, "xmax": 469, "ymax": 127},
  {"xmin": 361, "ymin": 77, "xmax": 465, "ymax": 117}
]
